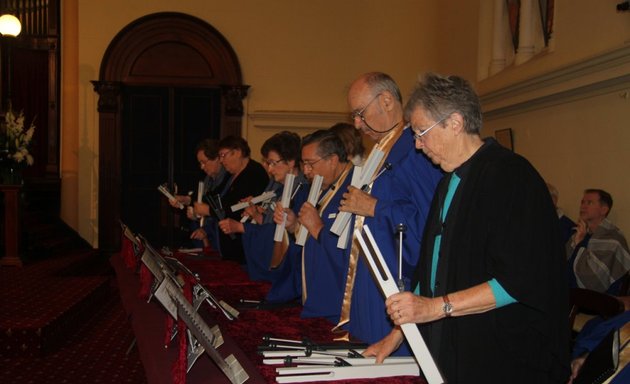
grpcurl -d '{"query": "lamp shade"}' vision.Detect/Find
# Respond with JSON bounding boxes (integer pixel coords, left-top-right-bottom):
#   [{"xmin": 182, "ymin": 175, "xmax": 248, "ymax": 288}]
[{"xmin": 0, "ymin": 14, "xmax": 21, "ymax": 37}]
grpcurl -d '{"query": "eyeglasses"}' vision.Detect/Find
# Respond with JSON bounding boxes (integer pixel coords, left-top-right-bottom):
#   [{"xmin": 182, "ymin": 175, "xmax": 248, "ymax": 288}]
[
  {"xmin": 265, "ymin": 158, "xmax": 285, "ymax": 167},
  {"xmin": 301, "ymin": 155, "xmax": 330, "ymax": 170},
  {"xmin": 218, "ymin": 149, "xmax": 234, "ymax": 159},
  {"xmin": 412, "ymin": 115, "xmax": 450, "ymax": 140},
  {"xmin": 350, "ymin": 93, "xmax": 382, "ymax": 122}
]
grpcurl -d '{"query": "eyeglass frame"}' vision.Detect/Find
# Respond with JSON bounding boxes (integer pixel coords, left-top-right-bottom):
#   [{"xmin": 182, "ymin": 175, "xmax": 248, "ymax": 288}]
[
  {"xmin": 412, "ymin": 114, "xmax": 451, "ymax": 141},
  {"xmin": 265, "ymin": 158, "xmax": 286, "ymax": 167},
  {"xmin": 198, "ymin": 157, "xmax": 217, "ymax": 166},
  {"xmin": 301, "ymin": 155, "xmax": 331, "ymax": 170},
  {"xmin": 350, "ymin": 93, "xmax": 382, "ymax": 122},
  {"xmin": 218, "ymin": 149, "xmax": 235, "ymax": 159}
]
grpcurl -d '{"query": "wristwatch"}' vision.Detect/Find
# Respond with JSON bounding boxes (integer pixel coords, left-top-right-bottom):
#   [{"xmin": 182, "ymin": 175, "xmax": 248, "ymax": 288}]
[{"xmin": 442, "ymin": 294, "xmax": 453, "ymax": 317}]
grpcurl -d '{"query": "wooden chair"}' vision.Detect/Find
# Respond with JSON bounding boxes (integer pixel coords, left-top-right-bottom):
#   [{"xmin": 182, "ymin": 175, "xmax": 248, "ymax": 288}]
[{"xmin": 569, "ymin": 288, "xmax": 625, "ymax": 332}]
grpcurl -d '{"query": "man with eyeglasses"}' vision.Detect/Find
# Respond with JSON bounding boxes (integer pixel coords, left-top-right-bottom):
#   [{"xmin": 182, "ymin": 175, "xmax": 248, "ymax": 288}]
[
  {"xmin": 363, "ymin": 73, "xmax": 569, "ymax": 383},
  {"xmin": 333, "ymin": 72, "xmax": 442, "ymax": 354},
  {"xmin": 168, "ymin": 139, "xmax": 229, "ymax": 250},
  {"xmin": 197, "ymin": 135, "xmax": 269, "ymax": 264},
  {"xmin": 274, "ymin": 129, "xmax": 355, "ymax": 323}
]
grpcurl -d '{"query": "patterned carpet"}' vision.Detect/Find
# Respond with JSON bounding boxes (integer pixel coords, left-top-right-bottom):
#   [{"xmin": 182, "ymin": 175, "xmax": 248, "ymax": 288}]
[
  {"xmin": 1, "ymin": 283, "xmax": 147, "ymax": 383},
  {"xmin": 0, "ymin": 251, "xmax": 147, "ymax": 383}
]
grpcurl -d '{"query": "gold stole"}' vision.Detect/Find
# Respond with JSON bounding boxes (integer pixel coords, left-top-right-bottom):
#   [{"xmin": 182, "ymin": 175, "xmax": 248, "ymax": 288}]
[
  {"xmin": 332, "ymin": 126, "xmax": 404, "ymax": 340},
  {"xmin": 301, "ymin": 163, "xmax": 352, "ymax": 304}
]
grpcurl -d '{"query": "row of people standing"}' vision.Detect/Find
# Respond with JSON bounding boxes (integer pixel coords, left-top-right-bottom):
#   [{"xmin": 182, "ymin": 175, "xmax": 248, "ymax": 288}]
[
  {"xmin": 170, "ymin": 71, "xmax": 587, "ymax": 383},
  {"xmin": 169, "ymin": 135, "xmax": 269, "ymax": 264}
]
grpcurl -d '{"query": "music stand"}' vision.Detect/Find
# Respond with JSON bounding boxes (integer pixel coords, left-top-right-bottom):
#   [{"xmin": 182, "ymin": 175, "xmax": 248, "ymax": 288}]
[{"xmin": 164, "ymin": 276, "xmax": 249, "ymax": 383}]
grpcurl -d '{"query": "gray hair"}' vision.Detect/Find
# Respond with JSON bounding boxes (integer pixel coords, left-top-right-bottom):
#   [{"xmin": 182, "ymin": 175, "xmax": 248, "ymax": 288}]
[
  {"xmin": 404, "ymin": 73, "xmax": 482, "ymax": 134},
  {"xmin": 362, "ymin": 72, "xmax": 403, "ymax": 104},
  {"xmin": 302, "ymin": 129, "xmax": 347, "ymax": 163}
]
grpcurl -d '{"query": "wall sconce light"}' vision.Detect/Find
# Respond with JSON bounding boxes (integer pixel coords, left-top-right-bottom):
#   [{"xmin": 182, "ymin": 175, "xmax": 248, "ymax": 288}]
[{"xmin": 0, "ymin": 14, "xmax": 21, "ymax": 37}]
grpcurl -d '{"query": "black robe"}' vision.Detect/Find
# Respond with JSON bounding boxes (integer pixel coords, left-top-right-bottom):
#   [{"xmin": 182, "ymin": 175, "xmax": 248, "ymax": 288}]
[
  {"xmin": 414, "ymin": 139, "xmax": 570, "ymax": 383},
  {"xmin": 217, "ymin": 159, "xmax": 269, "ymax": 264}
]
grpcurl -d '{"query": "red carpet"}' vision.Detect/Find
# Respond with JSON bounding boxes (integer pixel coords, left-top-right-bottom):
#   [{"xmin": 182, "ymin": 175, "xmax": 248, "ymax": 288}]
[
  {"xmin": 0, "ymin": 286, "xmax": 146, "ymax": 383},
  {"xmin": 0, "ymin": 249, "xmax": 147, "ymax": 383}
]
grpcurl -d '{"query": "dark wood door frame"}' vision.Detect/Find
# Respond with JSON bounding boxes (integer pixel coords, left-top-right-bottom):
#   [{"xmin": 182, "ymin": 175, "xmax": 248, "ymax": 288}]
[{"xmin": 92, "ymin": 12, "xmax": 249, "ymax": 253}]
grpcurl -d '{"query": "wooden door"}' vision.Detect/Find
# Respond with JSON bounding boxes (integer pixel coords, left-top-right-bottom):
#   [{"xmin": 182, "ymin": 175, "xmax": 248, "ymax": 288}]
[{"xmin": 121, "ymin": 86, "xmax": 221, "ymax": 247}]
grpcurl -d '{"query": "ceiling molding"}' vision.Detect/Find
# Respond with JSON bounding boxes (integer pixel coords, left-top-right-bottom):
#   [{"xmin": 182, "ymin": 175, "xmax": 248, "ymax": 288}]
[
  {"xmin": 248, "ymin": 110, "xmax": 351, "ymax": 131},
  {"xmin": 481, "ymin": 45, "xmax": 630, "ymax": 120}
]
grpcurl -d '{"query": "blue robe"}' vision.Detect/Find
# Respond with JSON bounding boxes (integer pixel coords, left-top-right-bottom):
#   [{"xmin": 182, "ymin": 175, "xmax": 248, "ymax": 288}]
[
  {"xmin": 242, "ymin": 175, "xmax": 306, "ymax": 285},
  {"xmin": 302, "ymin": 168, "xmax": 355, "ymax": 324},
  {"xmin": 265, "ymin": 240, "xmax": 304, "ymax": 303},
  {"xmin": 347, "ymin": 128, "xmax": 442, "ymax": 353},
  {"xmin": 265, "ymin": 183, "xmax": 310, "ymax": 303}
]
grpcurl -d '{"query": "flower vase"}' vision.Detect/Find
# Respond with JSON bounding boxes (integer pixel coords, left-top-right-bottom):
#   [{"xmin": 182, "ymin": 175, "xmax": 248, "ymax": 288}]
[{"xmin": 0, "ymin": 164, "xmax": 23, "ymax": 185}]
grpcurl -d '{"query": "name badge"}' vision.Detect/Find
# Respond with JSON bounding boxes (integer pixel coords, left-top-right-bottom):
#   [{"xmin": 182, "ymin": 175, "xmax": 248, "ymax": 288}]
[{"xmin": 328, "ymin": 213, "xmax": 337, "ymax": 219}]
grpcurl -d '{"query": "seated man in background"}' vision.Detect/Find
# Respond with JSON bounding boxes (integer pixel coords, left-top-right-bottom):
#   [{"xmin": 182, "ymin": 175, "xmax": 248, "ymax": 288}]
[{"xmin": 567, "ymin": 189, "xmax": 630, "ymax": 295}]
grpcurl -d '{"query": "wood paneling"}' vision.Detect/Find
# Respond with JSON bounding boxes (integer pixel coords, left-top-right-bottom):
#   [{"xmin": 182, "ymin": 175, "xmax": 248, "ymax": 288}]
[{"xmin": 94, "ymin": 12, "xmax": 249, "ymax": 252}]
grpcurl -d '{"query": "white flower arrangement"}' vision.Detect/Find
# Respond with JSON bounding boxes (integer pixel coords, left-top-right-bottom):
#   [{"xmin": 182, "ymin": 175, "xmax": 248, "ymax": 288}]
[{"xmin": 2, "ymin": 106, "xmax": 35, "ymax": 166}]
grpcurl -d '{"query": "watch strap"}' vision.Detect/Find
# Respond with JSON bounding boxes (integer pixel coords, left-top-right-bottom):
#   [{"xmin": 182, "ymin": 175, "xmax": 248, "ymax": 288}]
[{"xmin": 442, "ymin": 294, "xmax": 453, "ymax": 317}]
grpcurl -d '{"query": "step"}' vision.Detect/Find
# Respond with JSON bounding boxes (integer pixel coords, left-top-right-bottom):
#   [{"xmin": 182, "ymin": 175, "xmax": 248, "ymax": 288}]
[{"xmin": 0, "ymin": 252, "xmax": 111, "ymax": 357}]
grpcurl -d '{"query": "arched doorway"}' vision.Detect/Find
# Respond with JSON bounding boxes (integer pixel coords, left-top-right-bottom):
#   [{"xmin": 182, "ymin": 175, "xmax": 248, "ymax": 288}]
[{"xmin": 92, "ymin": 12, "xmax": 249, "ymax": 252}]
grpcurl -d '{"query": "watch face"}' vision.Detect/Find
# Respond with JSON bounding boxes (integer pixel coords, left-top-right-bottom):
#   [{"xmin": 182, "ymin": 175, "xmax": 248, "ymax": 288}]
[{"xmin": 443, "ymin": 302, "xmax": 453, "ymax": 315}]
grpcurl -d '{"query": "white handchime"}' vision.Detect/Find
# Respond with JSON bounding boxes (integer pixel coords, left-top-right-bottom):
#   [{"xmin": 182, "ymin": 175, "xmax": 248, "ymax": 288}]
[
  {"xmin": 354, "ymin": 225, "xmax": 445, "ymax": 384},
  {"xmin": 232, "ymin": 190, "xmax": 278, "ymax": 223},
  {"xmin": 158, "ymin": 184, "xmax": 184, "ymax": 209},
  {"xmin": 265, "ymin": 339, "xmax": 420, "ymax": 382},
  {"xmin": 274, "ymin": 360, "xmax": 419, "ymax": 383},
  {"xmin": 197, "ymin": 181, "xmax": 205, "ymax": 227},
  {"xmin": 267, "ymin": 224, "xmax": 444, "ymax": 383},
  {"xmin": 274, "ymin": 174, "xmax": 296, "ymax": 242},
  {"xmin": 294, "ymin": 175, "xmax": 323, "ymax": 246},
  {"xmin": 330, "ymin": 148, "xmax": 384, "ymax": 249},
  {"xmin": 334, "ymin": 166, "xmax": 363, "ymax": 249},
  {"xmin": 231, "ymin": 191, "xmax": 278, "ymax": 212}
]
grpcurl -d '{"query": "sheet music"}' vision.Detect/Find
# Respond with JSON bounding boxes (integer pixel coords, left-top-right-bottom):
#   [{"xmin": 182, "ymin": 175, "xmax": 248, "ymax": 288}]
[
  {"xmin": 274, "ymin": 174, "xmax": 295, "ymax": 242},
  {"xmin": 354, "ymin": 225, "xmax": 445, "ymax": 384},
  {"xmin": 295, "ymin": 175, "xmax": 323, "ymax": 246}
]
